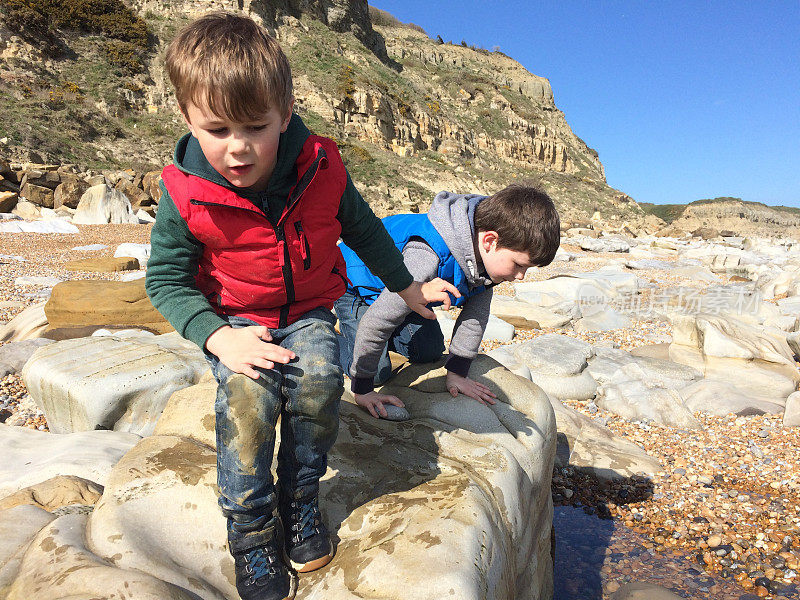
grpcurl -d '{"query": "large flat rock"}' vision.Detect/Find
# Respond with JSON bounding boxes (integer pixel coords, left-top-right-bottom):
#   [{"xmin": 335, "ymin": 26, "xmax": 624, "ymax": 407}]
[
  {"xmin": 548, "ymin": 396, "xmax": 661, "ymax": 481},
  {"xmin": 5, "ymin": 356, "xmax": 556, "ymax": 599},
  {"xmin": 44, "ymin": 278, "xmax": 172, "ymax": 335},
  {"xmin": 22, "ymin": 332, "xmax": 209, "ymax": 436}
]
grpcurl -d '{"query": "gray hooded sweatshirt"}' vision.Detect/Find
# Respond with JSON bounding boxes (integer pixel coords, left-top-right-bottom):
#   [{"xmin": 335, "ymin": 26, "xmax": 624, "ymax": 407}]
[{"xmin": 349, "ymin": 191, "xmax": 495, "ymax": 392}]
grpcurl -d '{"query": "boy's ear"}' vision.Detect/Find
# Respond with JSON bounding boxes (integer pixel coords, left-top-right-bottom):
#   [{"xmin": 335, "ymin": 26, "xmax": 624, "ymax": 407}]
[
  {"xmin": 280, "ymin": 97, "xmax": 295, "ymax": 133},
  {"xmin": 478, "ymin": 230, "xmax": 499, "ymax": 252}
]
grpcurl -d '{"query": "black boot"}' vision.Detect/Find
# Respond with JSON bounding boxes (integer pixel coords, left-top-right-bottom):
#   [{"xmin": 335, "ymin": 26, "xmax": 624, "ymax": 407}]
[
  {"xmin": 278, "ymin": 488, "xmax": 334, "ymax": 573},
  {"xmin": 229, "ymin": 518, "xmax": 296, "ymax": 600}
]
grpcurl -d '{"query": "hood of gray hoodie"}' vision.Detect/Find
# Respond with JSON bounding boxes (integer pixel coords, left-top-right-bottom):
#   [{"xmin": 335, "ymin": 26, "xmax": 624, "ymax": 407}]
[{"xmin": 427, "ymin": 191, "xmax": 493, "ymax": 289}]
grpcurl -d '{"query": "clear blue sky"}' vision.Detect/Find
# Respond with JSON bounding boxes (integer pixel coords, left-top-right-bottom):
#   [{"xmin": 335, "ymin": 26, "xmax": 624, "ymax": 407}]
[{"xmin": 371, "ymin": 1, "xmax": 800, "ymax": 207}]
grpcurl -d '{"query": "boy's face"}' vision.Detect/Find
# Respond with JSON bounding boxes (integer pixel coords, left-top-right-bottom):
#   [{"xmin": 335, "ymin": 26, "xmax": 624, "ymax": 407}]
[
  {"xmin": 182, "ymin": 97, "xmax": 293, "ymax": 191},
  {"xmin": 476, "ymin": 230, "xmax": 534, "ymax": 283}
]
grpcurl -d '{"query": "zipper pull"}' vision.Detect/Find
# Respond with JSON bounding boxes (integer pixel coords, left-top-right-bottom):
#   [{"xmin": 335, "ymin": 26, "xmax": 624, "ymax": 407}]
[
  {"xmin": 277, "ymin": 240, "xmax": 285, "ymax": 267},
  {"xmin": 295, "ymin": 223, "xmax": 308, "ymax": 261},
  {"xmin": 294, "ymin": 222, "xmax": 311, "ymax": 269}
]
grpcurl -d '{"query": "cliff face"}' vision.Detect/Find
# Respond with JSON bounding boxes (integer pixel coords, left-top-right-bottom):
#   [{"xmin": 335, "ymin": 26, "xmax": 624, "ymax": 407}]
[
  {"xmin": 670, "ymin": 200, "xmax": 800, "ymax": 238},
  {"xmin": 0, "ymin": 0, "xmax": 645, "ymax": 223}
]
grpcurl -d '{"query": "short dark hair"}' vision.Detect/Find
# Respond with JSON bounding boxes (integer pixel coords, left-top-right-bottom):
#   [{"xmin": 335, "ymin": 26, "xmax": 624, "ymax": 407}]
[
  {"xmin": 166, "ymin": 12, "xmax": 293, "ymax": 121},
  {"xmin": 474, "ymin": 185, "xmax": 560, "ymax": 266}
]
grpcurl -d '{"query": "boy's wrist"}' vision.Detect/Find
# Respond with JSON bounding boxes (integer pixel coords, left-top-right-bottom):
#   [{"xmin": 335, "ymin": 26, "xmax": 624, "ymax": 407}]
[
  {"xmin": 386, "ymin": 269, "xmax": 414, "ymax": 294},
  {"xmin": 445, "ymin": 354, "xmax": 472, "ymax": 378},
  {"xmin": 187, "ymin": 315, "xmax": 230, "ymax": 352},
  {"xmin": 351, "ymin": 376, "xmax": 375, "ymax": 395},
  {"xmin": 204, "ymin": 324, "xmax": 233, "ymax": 354}
]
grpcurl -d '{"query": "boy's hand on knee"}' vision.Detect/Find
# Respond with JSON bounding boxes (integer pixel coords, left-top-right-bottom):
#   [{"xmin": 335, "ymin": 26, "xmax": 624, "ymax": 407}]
[
  {"xmin": 446, "ymin": 371, "xmax": 497, "ymax": 406},
  {"xmin": 354, "ymin": 391, "xmax": 405, "ymax": 419},
  {"xmin": 398, "ymin": 279, "xmax": 461, "ymax": 318},
  {"xmin": 206, "ymin": 325, "xmax": 296, "ymax": 380}
]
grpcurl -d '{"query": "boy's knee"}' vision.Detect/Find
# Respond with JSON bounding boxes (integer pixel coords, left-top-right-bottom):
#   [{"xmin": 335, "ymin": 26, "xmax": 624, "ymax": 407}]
[{"xmin": 408, "ymin": 341, "xmax": 445, "ymax": 364}]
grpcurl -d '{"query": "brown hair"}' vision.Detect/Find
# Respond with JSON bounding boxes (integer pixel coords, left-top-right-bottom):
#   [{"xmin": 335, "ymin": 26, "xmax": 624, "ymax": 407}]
[
  {"xmin": 165, "ymin": 12, "xmax": 293, "ymax": 122},
  {"xmin": 474, "ymin": 185, "xmax": 561, "ymax": 266}
]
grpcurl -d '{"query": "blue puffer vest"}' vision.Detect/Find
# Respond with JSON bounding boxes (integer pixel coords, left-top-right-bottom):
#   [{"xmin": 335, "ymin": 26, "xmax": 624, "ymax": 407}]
[{"xmin": 339, "ymin": 213, "xmax": 485, "ymax": 307}]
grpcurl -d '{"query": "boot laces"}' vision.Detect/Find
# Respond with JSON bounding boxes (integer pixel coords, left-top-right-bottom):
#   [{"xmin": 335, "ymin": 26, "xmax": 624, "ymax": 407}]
[
  {"xmin": 290, "ymin": 496, "xmax": 321, "ymax": 543},
  {"xmin": 243, "ymin": 545, "xmax": 280, "ymax": 582}
]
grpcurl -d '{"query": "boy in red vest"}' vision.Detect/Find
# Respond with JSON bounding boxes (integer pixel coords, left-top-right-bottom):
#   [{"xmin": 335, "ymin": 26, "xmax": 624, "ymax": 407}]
[{"xmin": 145, "ymin": 13, "xmax": 455, "ymax": 600}]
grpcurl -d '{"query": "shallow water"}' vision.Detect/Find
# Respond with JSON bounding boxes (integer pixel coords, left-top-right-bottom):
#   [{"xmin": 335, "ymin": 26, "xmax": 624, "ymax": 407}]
[{"xmin": 553, "ymin": 505, "xmax": 752, "ymax": 599}]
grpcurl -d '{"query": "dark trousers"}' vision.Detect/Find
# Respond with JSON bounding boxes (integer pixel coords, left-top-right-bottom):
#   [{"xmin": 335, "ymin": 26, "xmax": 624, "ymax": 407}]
[
  {"xmin": 333, "ymin": 288, "xmax": 445, "ymax": 385},
  {"xmin": 206, "ymin": 308, "xmax": 342, "ymax": 551}
]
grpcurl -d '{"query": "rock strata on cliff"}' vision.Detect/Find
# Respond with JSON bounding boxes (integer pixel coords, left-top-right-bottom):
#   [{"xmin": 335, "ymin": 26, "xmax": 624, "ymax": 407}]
[{"xmin": 0, "ymin": 0, "xmax": 648, "ymax": 225}]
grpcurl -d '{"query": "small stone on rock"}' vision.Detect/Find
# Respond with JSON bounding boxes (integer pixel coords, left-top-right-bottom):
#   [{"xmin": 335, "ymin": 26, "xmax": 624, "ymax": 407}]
[{"xmin": 380, "ymin": 404, "xmax": 410, "ymax": 421}]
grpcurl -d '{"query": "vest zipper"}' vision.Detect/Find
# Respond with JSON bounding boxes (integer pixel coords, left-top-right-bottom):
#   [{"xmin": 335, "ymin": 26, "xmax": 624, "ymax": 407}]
[{"xmin": 275, "ymin": 146, "xmax": 326, "ymax": 328}]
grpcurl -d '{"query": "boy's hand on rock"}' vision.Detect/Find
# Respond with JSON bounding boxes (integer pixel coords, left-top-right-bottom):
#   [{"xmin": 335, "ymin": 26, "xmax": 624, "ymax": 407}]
[
  {"xmin": 354, "ymin": 391, "xmax": 405, "ymax": 419},
  {"xmin": 398, "ymin": 279, "xmax": 461, "ymax": 319},
  {"xmin": 205, "ymin": 325, "xmax": 295, "ymax": 380},
  {"xmin": 446, "ymin": 371, "xmax": 497, "ymax": 406}
]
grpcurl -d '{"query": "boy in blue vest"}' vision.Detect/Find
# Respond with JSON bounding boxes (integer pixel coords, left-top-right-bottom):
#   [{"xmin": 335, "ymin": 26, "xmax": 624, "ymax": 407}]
[
  {"xmin": 145, "ymin": 13, "xmax": 456, "ymax": 600},
  {"xmin": 336, "ymin": 186, "xmax": 561, "ymax": 418}
]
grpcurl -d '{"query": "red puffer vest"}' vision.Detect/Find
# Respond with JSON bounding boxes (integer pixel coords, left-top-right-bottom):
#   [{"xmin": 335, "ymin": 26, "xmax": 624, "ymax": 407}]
[{"xmin": 161, "ymin": 135, "xmax": 347, "ymax": 329}]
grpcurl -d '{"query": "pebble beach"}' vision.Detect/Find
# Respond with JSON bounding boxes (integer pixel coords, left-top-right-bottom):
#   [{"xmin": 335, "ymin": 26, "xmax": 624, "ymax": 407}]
[{"xmin": 1, "ymin": 225, "xmax": 799, "ymax": 599}]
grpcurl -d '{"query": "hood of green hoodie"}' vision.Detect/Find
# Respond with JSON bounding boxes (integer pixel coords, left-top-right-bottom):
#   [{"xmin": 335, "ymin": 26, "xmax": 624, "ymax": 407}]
[{"xmin": 172, "ymin": 113, "xmax": 311, "ymax": 209}]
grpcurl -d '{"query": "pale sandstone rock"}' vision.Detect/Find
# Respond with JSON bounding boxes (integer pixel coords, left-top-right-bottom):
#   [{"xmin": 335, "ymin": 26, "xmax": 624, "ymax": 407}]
[
  {"xmin": 681, "ymin": 379, "xmax": 784, "ymax": 417},
  {"xmin": 10, "ymin": 199, "xmax": 40, "ymax": 220},
  {"xmin": 0, "ymin": 424, "xmax": 139, "ymax": 499},
  {"xmin": 573, "ymin": 309, "xmax": 631, "ymax": 332},
  {"xmin": 14, "ymin": 275, "xmax": 61, "ymax": 288},
  {"xmin": 596, "ymin": 364, "xmax": 701, "ymax": 429},
  {"xmin": 0, "ymin": 505, "xmax": 57, "ymax": 594},
  {"xmin": 0, "ymin": 338, "xmax": 53, "ymax": 376},
  {"xmin": 485, "ymin": 346, "xmax": 533, "ymax": 380},
  {"xmin": 114, "ymin": 242, "xmax": 150, "ymax": 265},
  {"xmin": 437, "ymin": 309, "xmax": 515, "ymax": 342},
  {"xmin": 580, "ymin": 238, "xmax": 630, "ymax": 253},
  {"xmin": 7, "ymin": 356, "xmax": 556, "ymax": 599},
  {"xmin": 756, "ymin": 270, "xmax": 800, "ymax": 299},
  {"xmin": 5, "ymin": 513, "xmax": 192, "ymax": 600},
  {"xmin": 587, "ymin": 347, "xmax": 701, "ymax": 390},
  {"xmin": 548, "ymin": 395, "xmax": 661, "ymax": 481},
  {"xmin": 491, "ymin": 296, "xmax": 570, "ymax": 329},
  {"xmin": 0, "ymin": 475, "xmax": 103, "ymax": 512},
  {"xmin": 511, "ymin": 334, "xmax": 598, "ymax": 400},
  {"xmin": 784, "ymin": 391, "xmax": 800, "ymax": 427},
  {"xmin": 72, "ymin": 184, "xmax": 138, "ymax": 224},
  {"xmin": 669, "ymin": 313, "xmax": 800, "ymax": 405},
  {"xmin": 22, "ymin": 332, "xmax": 209, "ymax": 436},
  {"xmin": 0, "ymin": 302, "xmax": 48, "ymax": 342},
  {"xmin": 485, "ymin": 348, "xmax": 659, "ymax": 479}
]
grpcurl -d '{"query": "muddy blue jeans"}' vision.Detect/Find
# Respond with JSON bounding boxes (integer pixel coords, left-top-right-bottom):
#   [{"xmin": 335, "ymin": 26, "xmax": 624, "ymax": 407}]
[
  {"xmin": 206, "ymin": 309, "xmax": 342, "ymax": 551},
  {"xmin": 333, "ymin": 288, "xmax": 445, "ymax": 385}
]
